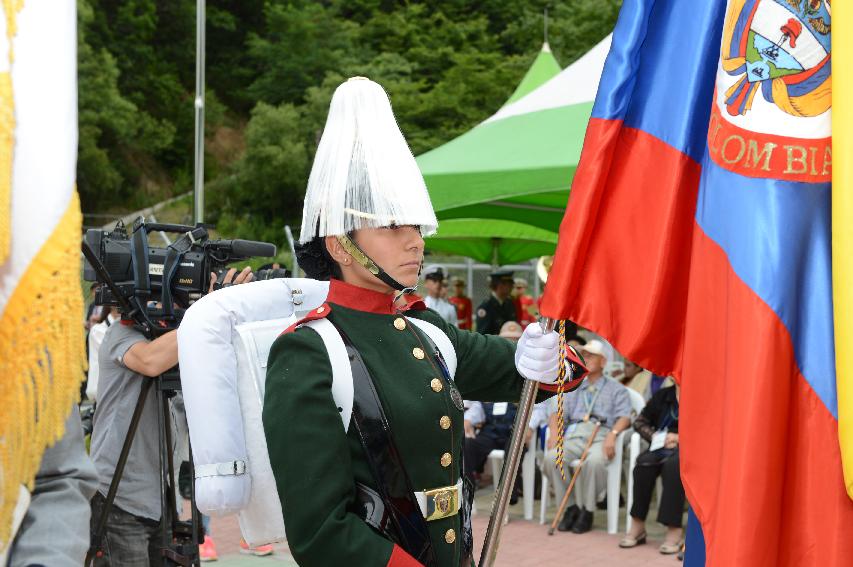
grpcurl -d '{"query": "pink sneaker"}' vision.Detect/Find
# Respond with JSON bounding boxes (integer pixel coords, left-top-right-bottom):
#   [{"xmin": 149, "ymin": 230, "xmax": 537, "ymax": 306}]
[
  {"xmin": 239, "ymin": 539, "xmax": 274, "ymax": 557},
  {"xmin": 199, "ymin": 536, "xmax": 218, "ymax": 562}
]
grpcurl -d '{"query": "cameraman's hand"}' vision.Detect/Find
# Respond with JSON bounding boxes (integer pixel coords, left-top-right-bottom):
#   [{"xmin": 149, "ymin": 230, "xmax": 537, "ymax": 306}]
[{"xmin": 209, "ymin": 266, "xmax": 254, "ymax": 293}]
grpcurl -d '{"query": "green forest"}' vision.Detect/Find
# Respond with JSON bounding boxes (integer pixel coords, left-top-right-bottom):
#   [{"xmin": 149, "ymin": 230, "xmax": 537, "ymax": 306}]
[{"xmin": 78, "ymin": 0, "xmax": 621, "ymax": 244}]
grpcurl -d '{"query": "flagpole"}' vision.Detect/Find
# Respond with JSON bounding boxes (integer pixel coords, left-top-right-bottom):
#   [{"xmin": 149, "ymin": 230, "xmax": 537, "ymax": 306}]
[
  {"xmin": 193, "ymin": 0, "xmax": 206, "ymax": 224},
  {"xmin": 479, "ymin": 317, "xmax": 557, "ymax": 567}
]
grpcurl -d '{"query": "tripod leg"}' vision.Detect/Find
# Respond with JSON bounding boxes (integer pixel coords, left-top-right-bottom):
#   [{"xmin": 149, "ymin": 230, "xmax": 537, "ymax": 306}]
[
  {"xmin": 188, "ymin": 442, "xmax": 202, "ymax": 546},
  {"xmin": 162, "ymin": 392, "xmax": 179, "ymax": 537},
  {"xmin": 86, "ymin": 378, "xmax": 154, "ymax": 567}
]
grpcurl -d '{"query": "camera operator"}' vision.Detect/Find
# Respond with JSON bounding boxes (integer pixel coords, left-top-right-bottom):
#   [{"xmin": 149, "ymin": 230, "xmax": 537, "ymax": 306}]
[{"xmin": 89, "ymin": 267, "xmax": 253, "ymax": 566}]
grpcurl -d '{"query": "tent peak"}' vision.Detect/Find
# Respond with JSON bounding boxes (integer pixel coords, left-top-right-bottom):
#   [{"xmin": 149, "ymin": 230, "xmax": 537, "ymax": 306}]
[{"xmin": 541, "ymin": 41, "xmax": 551, "ymax": 53}]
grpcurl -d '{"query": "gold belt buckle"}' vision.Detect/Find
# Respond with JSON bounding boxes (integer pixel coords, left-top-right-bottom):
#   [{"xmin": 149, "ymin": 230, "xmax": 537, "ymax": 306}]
[{"xmin": 424, "ymin": 484, "xmax": 459, "ymax": 522}]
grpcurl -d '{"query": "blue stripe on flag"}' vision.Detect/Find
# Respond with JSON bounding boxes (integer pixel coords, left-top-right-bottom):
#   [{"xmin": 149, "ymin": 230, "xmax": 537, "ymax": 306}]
[{"xmin": 694, "ymin": 155, "xmax": 837, "ymax": 417}]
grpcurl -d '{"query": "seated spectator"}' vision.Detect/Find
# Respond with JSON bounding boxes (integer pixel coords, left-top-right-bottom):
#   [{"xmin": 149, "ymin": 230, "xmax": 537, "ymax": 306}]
[
  {"xmin": 544, "ymin": 340, "xmax": 632, "ymax": 534},
  {"xmin": 615, "ymin": 360, "xmax": 648, "ymax": 398},
  {"xmin": 463, "ymin": 401, "xmax": 521, "ymax": 499},
  {"xmin": 463, "ymin": 322, "xmax": 524, "ymax": 502},
  {"xmin": 619, "ymin": 384, "xmax": 684, "ymax": 554}
]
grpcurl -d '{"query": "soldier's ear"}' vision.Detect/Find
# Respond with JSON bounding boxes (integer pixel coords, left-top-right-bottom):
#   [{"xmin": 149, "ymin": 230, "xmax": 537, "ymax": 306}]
[{"xmin": 325, "ymin": 236, "xmax": 351, "ymax": 266}]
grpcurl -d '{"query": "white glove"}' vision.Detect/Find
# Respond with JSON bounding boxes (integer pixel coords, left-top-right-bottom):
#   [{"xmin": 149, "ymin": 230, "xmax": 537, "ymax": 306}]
[{"xmin": 514, "ymin": 323, "xmax": 560, "ymax": 383}]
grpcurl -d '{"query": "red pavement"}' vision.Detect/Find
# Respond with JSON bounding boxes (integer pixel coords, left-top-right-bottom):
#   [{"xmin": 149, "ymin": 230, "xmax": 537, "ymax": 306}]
[{"xmin": 208, "ymin": 510, "xmax": 680, "ymax": 566}]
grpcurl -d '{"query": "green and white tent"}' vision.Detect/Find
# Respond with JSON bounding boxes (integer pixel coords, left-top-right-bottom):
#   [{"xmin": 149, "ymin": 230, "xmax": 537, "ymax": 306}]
[
  {"xmin": 420, "ymin": 34, "xmax": 612, "ymax": 244},
  {"xmin": 504, "ymin": 42, "xmax": 562, "ymax": 106}
]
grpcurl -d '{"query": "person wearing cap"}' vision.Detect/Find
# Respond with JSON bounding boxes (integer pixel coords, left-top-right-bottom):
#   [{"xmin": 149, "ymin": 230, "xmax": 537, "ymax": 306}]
[
  {"xmin": 422, "ymin": 265, "xmax": 459, "ymax": 327},
  {"xmin": 543, "ymin": 339, "xmax": 632, "ymax": 535},
  {"xmin": 448, "ymin": 278, "xmax": 473, "ymax": 331},
  {"xmin": 262, "ymin": 78, "xmax": 583, "ymax": 567},
  {"xmin": 475, "ymin": 269, "xmax": 517, "ymax": 335}
]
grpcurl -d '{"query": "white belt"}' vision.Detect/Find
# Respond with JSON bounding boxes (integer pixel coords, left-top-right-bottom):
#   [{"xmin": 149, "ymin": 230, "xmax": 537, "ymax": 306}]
[
  {"xmin": 194, "ymin": 460, "xmax": 247, "ymax": 478},
  {"xmin": 413, "ymin": 479, "xmax": 463, "ymax": 522}
]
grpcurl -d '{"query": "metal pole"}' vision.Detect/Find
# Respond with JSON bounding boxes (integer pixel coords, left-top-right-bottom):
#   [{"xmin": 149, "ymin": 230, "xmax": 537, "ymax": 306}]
[
  {"xmin": 284, "ymin": 225, "xmax": 299, "ymax": 277},
  {"xmin": 193, "ymin": 0, "xmax": 206, "ymax": 224},
  {"xmin": 478, "ymin": 317, "xmax": 557, "ymax": 567},
  {"xmin": 532, "ymin": 259, "xmax": 541, "ymax": 299},
  {"xmin": 466, "ymin": 257, "xmax": 474, "ymax": 298},
  {"xmin": 478, "ymin": 380, "xmax": 538, "ymax": 567}
]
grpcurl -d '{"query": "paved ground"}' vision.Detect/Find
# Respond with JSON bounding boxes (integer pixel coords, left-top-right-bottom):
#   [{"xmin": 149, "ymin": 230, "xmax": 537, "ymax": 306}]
[{"xmin": 201, "ymin": 487, "xmax": 681, "ymax": 566}]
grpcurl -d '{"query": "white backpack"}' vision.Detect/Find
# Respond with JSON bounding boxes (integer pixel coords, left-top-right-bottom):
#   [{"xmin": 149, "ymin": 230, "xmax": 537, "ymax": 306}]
[{"xmin": 178, "ymin": 279, "xmax": 456, "ymax": 546}]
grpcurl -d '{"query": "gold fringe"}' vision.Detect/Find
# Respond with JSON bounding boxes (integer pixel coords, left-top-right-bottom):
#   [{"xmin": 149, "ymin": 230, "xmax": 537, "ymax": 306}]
[
  {"xmin": 0, "ymin": 193, "xmax": 85, "ymax": 548},
  {"xmin": 0, "ymin": 0, "xmax": 25, "ymax": 265},
  {"xmin": 0, "ymin": 72, "xmax": 11, "ymax": 264}
]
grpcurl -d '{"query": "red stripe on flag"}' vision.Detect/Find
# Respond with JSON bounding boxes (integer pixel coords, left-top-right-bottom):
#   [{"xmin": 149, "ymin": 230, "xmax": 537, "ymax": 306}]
[
  {"xmin": 540, "ymin": 119, "xmax": 700, "ymax": 374},
  {"xmin": 682, "ymin": 225, "xmax": 853, "ymax": 566}
]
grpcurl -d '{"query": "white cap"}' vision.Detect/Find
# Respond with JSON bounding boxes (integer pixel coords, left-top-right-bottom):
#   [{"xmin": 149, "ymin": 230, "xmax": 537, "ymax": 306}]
[
  {"xmin": 299, "ymin": 77, "xmax": 438, "ymax": 243},
  {"xmin": 579, "ymin": 339, "xmax": 607, "ymax": 358},
  {"xmin": 422, "ymin": 264, "xmax": 446, "ymax": 280}
]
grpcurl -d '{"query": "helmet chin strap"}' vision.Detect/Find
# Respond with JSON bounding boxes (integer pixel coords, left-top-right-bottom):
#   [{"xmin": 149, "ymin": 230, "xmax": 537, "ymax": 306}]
[{"xmin": 336, "ymin": 235, "xmax": 419, "ymax": 300}]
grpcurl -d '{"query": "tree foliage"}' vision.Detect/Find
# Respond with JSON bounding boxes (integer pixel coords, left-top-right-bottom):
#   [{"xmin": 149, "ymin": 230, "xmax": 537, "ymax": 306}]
[{"xmin": 79, "ymin": 0, "xmax": 621, "ymax": 243}]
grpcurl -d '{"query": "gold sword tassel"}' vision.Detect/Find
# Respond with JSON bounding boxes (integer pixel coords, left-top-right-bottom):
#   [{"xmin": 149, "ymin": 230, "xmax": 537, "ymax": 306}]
[{"xmin": 554, "ymin": 319, "xmax": 568, "ymax": 481}]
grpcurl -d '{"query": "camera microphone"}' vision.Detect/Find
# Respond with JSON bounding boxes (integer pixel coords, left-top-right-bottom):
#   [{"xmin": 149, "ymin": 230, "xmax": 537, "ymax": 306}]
[{"xmin": 227, "ymin": 240, "xmax": 277, "ymax": 258}]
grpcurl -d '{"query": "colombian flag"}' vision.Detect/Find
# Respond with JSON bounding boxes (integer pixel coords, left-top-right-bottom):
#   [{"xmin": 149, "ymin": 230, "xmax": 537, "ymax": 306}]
[{"xmin": 540, "ymin": 1, "xmax": 853, "ymax": 565}]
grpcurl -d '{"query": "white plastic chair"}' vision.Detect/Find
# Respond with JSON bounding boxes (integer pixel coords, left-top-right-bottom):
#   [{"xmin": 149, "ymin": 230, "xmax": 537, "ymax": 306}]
[
  {"xmin": 485, "ymin": 430, "xmax": 538, "ymax": 520},
  {"xmin": 604, "ymin": 389, "xmax": 647, "ymax": 533}
]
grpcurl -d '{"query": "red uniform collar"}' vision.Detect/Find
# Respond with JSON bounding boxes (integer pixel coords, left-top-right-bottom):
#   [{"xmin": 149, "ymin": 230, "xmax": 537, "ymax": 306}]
[{"xmin": 327, "ymin": 279, "xmax": 425, "ymax": 314}]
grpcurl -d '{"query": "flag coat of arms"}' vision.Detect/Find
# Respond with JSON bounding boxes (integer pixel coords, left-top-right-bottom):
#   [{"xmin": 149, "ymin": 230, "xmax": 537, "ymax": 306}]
[
  {"xmin": 540, "ymin": 0, "xmax": 853, "ymax": 565},
  {"xmin": 0, "ymin": 0, "xmax": 84, "ymax": 551}
]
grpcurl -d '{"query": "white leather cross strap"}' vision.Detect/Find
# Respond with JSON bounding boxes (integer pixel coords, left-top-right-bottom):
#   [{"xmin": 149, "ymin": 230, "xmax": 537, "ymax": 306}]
[
  {"xmin": 406, "ymin": 317, "xmax": 457, "ymax": 376},
  {"xmin": 195, "ymin": 460, "xmax": 247, "ymax": 478},
  {"xmin": 413, "ymin": 479, "xmax": 463, "ymax": 520},
  {"xmin": 302, "ymin": 318, "xmax": 354, "ymax": 432}
]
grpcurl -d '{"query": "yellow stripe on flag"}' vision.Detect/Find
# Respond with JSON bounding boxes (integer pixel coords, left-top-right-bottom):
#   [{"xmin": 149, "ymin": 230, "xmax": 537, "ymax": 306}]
[{"xmin": 832, "ymin": 2, "xmax": 853, "ymax": 501}]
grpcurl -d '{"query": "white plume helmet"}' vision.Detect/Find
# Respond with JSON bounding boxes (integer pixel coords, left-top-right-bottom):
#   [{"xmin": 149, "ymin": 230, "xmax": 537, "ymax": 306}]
[{"xmin": 299, "ymin": 77, "xmax": 439, "ymax": 243}]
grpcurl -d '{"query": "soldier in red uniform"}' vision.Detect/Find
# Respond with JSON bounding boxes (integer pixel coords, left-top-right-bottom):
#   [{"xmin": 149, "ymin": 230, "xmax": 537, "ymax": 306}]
[
  {"xmin": 512, "ymin": 278, "xmax": 538, "ymax": 328},
  {"xmin": 448, "ymin": 277, "xmax": 472, "ymax": 331}
]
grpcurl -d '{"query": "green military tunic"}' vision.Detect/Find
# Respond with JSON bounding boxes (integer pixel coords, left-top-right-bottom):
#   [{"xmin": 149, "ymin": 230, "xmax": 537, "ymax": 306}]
[
  {"xmin": 475, "ymin": 294, "xmax": 517, "ymax": 335},
  {"xmin": 263, "ymin": 279, "xmax": 547, "ymax": 566}
]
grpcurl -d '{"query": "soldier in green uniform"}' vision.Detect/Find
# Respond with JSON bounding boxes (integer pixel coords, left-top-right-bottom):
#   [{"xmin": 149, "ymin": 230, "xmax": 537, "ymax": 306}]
[
  {"xmin": 261, "ymin": 78, "xmax": 584, "ymax": 567},
  {"xmin": 475, "ymin": 269, "xmax": 518, "ymax": 335}
]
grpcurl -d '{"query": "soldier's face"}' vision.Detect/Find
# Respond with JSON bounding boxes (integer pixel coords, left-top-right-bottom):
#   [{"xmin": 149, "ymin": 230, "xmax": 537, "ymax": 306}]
[
  {"xmin": 424, "ymin": 278, "xmax": 442, "ymax": 296},
  {"xmin": 351, "ymin": 225, "xmax": 424, "ymax": 290}
]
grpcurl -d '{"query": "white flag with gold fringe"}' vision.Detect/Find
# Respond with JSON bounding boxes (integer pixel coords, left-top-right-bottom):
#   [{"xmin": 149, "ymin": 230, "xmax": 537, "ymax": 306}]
[{"xmin": 0, "ymin": 0, "xmax": 84, "ymax": 552}]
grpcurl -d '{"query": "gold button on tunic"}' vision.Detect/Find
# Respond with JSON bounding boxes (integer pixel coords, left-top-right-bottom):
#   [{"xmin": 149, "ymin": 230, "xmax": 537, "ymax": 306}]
[
  {"xmin": 439, "ymin": 416, "xmax": 451, "ymax": 430},
  {"xmin": 430, "ymin": 378, "xmax": 443, "ymax": 392},
  {"xmin": 445, "ymin": 529, "xmax": 456, "ymax": 544},
  {"xmin": 440, "ymin": 453, "xmax": 452, "ymax": 467},
  {"xmin": 393, "ymin": 318, "xmax": 406, "ymax": 330},
  {"xmin": 413, "ymin": 347, "xmax": 425, "ymax": 360}
]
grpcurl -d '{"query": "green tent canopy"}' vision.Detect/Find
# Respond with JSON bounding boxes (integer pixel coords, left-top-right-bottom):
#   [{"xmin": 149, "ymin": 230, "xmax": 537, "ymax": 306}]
[
  {"xmin": 425, "ymin": 219, "xmax": 558, "ymax": 265},
  {"xmin": 419, "ymin": 34, "xmax": 612, "ymax": 235},
  {"xmin": 421, "ymin": 42, "xmax": 563, "ymax": 263},
  {"xmin": 504, "ymin": 42, "xmax": 561, "ymax": 105}
]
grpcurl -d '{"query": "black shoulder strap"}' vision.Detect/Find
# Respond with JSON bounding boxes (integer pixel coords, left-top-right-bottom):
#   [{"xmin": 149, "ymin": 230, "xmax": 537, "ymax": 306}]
[{"xmin": 334, "ymin": 324, "xmax": 437, "ymax": 566}]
